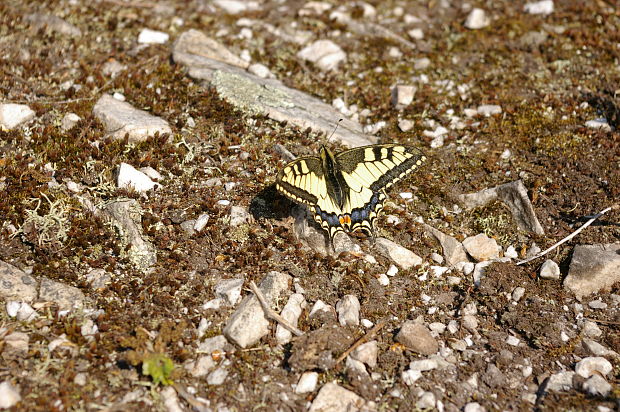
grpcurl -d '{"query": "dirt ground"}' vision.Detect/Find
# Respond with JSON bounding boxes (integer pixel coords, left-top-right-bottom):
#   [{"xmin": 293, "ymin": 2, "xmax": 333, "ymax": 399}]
[{"xmin": 0, "ymin": 0, "xmax": 619, "ymax": 411}]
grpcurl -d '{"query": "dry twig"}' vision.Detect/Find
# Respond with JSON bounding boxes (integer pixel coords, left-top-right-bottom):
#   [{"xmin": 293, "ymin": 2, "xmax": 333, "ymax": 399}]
[
  {"xmin": 335, "ymin": 320, "xmax": 386, "ymax": 365},
  {"xmin": 249, "ymin": 281, "xmax": 304, "ymax": 337},
  {"xmin": 516, "ymin": 205, "xmax": 616, "ymax": 266}
]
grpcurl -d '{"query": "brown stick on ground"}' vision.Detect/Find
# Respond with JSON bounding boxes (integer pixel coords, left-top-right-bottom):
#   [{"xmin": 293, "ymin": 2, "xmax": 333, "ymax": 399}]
[
  {"xmin": 335, "ymin": 320, "xmax": 387, "ymax": 365},
  {"xmin": 249, "ymin": 281, "xmax": 304, "ymax": 337}
]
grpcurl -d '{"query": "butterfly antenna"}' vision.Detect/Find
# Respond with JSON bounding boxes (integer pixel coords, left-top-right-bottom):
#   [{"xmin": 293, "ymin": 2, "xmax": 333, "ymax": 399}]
[{"xmin": 322, "ymin": 119, "xmax": 343, "ymax": 146}]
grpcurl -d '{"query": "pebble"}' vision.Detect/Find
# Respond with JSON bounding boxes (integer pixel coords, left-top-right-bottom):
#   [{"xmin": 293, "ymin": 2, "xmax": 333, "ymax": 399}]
[
  {"xmin": 101, "ymin": 59, "xmax": 126, "ymax": 77},
  {"xmin": 374, "ymin": 237, "xmax": 423, "ymax": 270},
  {"xmin": 213, "ymin": 0, "xmax": 258, "ymax": 14},
  {"xmin": 464, "ymin": 8, "xmax": 490, "ymax": 30},
  {"xmin": 430, "ymin": 265, "xmax": 449, "ymax": 277},
  {"xmin": 138, "ymin": 28, "xmax": 169, "ymax": 44},
  {"xmin": 0, "ymin": 381, "xmax": 21, "ymax": 409},
  {"xmin": 447, "ymin": 320, "xmax": 459, "ymax": 334},
  {"xmin": 248, "ymin": 63, "xmax": 273, "ymax": 79},
  {"xmin": 85, "ymin": 268, "xmax": 112, "ymax": 290},
  {"xmin": 512, "ymin": 287, "xmax": 525, "ymax": 302},
  {"xmin": 93, "ymin": 94, "xmax": 171, "ymax": 142},
  {"xmin": 539, "ymin": 259, "xmax": 560, "ymax": 279},
  {"xmin": 60, "ymin": 113, "xmax": 81, "ymax": 131},
  {"xmin": 473, "ymin": 261, "xmax": 492, "ymax": 286},
  {"xmin": 504, "ymin": 245, "xmax": 519, "ymax": 259},
  {"xmin": 506, "ymin": 335, "xmax": 520, "ymax": 346},
  {"xmin": 477, "ymin": 105, "xmax": 502, "ymax": 116},
  {"xmin": 430, "ymin": 253, "xmax": 444, "ymax": 264},
  {"xmin": 409, "ymin": 358, "xmax": 438, "ymax": 372},
  {"xmin": 429, "ymin": 322, "xmax": 446, "ymax": 335},
  {"xmin": 401, "ymin": 369, "xmax": 422, "ymax": 385},
  {"xmin": 207, "ymin": 363, "xmax": 229, "ymax": 385},
  {"xmin": 297, "ymin": 40, "xmax": 346, "ymax": 71},
  {"xmin": 223, "ymin": 271, "xmax": 291, "ymax": 348},
  {"xmin": 336, "ymin": 295, "xmax": 360, "ymax": 326},
  {"xmin": 161, "ymin": 386, "xmax": 183, "ymax": 412},
  {"xmin": 462, "ymin": 233, "xmax": 500, "ymax": 261},
  {"xmin": 395, "ymin": 321, "xmax": 438, "ymax": 355},
  {"xmin": 386, "ymin": 265, "xmax": 398, "ymax": 277},
  {"xmin": 117, "ymin": 163, "xmax": 159, "ymax": 194},
  {"xmin": 585, "ymin": 119, "xmax": 611, "ymax": 132},
  {"xmin": 39, "ymin": 278, "xmax": 85, "ymax": 311},
  {"xmin": 461, "ymin": 315, "xmax": 479, "ymax": 332},
  {"xmin": 580, "ymin": 339, "xmax": 618, "ymax": 358},
  {"xmin": 414, "ymin": 57, "xmax": 431, "ymax": 70},
  {"xmin": 376, "ymin": 273, "xmax": 390, "ymax": 286},
  {"xmin": 416, "ymin": 391, "xmax": 435, "ymax": 409},
  {"xmin": 588, "ymin": 299, "xmax": 607, "ymax": 310},
  {"xmin": 0, "ymin": 103, "xmax": 35, "ymax": 130},
  {"xmin": 229, "ymin": 205, "xmax": 251, "ymax": 226},
  {"xmin": 361, "ymin": 319, "xmax": 374, "ymax": 328},
  {"xmin": 574, "ymin": 357, "xmax": 612, "ymax": 378},
  {"xmin": 391, "ymin": 85, "xmax": 417, "ymax": 109},
  {"xmin": 350, "ymin": 340, "xmax": 378, "ymax": 368},
  {"xmin": 397, "ymin": 119, "xmax": 414, "ymax": 132},
  {"xmin": 295, "ymin": 372, "xmax": 318, "ymax": 394},
  {"xmin": 308, "ymin": 383, "xmax": 366, "ymax": 412},
  {"xmin": 564, "ymin": 244, "xmax": 620, "ymax": 300},
  {"xmin": 407, "ymin": 28, "xmax": 424, "ymax": 40},
  {"xmin": 215, "ymin": 278, "xmax": 244, "ymax": 306},
  {"xmin": 4, "ymin": 332, "xmax": 29, "ymax": 353},
  {"xmin": 73, "ymin": 373, "xmax": 87, "ymax": 386},
  {"xmin": 544, "ymin": 371, "xmax": 574, "ymax": 392},
  {"xmin": 524, "ymin": 0, "xmax": 554, "ymax": 15},
  {"xmin": 464, "ymin": 402, "xmax": 486, "ymax": 412},
  {"xmin": 582, "ymin": 374, "xmax": 611, "ymax": 396},
  {"xmin": 275, "ymin": 293, "xmax": 306, "ymax": 345}
]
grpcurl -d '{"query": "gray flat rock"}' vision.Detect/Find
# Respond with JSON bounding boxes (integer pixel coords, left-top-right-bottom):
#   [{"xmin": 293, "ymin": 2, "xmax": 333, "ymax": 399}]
[
  {"xmin": 223, "ymin": 271, "xmax": 291, "ymax": 348},
  {"xmin": 93, "ymin": 94, "xmax": 172, "ymax": 142},
  {"xmin": 172, "ymin": 29, "xmax": 375, "ymax": 148},
  {"xmin": 374, "ymin": 237, "xmax": 423, "ymax": 270},
  {"xmin": 564, "ymin": 244, "xmax": 620, "ymax": 300},
  {"xmin": 39, "ymin": 277, "xmax": 85, "ymax": 311},
  {"xmin": 0, "ymin": 261, "xmax": 38, "ymax": 303},
  {"xmin": 422, "ymin": 224, "xmax": 469, "ymax": 267},
  {"xmin": 308, "ymin": 382, "xmax": 368, "ymax": 412},
  {"xmin": 102, "ymin": 199, "xmax": 157, "ymax": 272}
]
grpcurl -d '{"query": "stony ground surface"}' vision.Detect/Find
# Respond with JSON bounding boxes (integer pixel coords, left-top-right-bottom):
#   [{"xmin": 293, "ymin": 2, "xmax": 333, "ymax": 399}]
[{"xmin": 1, "ymin": 0, "xmax": 619, "ymax": 411}]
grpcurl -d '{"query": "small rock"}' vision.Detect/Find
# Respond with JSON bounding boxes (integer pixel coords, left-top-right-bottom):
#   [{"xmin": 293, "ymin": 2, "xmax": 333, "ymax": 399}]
[
  {"xmin": 375, "ymin": 237, "xmax": 422, "ymax": 270},
  {"xmin": 207, "ymin": 364, "xmax": 229, "ymax": 385},
  {"xmin": 464, "ymin": 8, "xmax": 490, "ymax": 30},
  {"xmin": 477, "ymin": 105, "xmax": 502, "ymax": 116},
  {"xmin": 430, "ymin": 253, "xmax": 444, "ymax": 264},
  {"xmin": 309, "ymin": 299, "xmax": 335, "ymax": 321},
  {"xmin": 350, "ymin": 340, "xmax": 378, "ymax": 369},
  {"xmin": 422, "ymin": 224, "xmax": 469, "ymax": 267},
  {"xmin": 138, "ymin": 166, "xmax": 162, "ymax": 181},
  {"xmin": 464, "ymin": 402, "xmax": 486, "ymax": 412},
  {"xmin": 506, "ymin": 335, "xmax": 520, "ymax": 346},
  {"xmin": 544, "ymin": 372, "xmax": 575, "ymax": 392},
  {"xmin": 4, "ymin": 332, "xmax": 29, "ymax": 353},
  {"xmin": 580, "ymin": 339, "xmax": 618, "ymax": 358},
  {"xmin": 93, "ymin": 94, "xmax": 172, "ymax": 142},
  {"xmin": 512, "ymin": 287, "xmax": 525, "ymax": 302},
  {"xmin": 25, "ymin": 13, "xmax": 81, "ymax": 37},
  {"xmin": 295, "ymin": 371, "xmax": 319, "ymax": 394},
  {"xmin": 196, "ymin": 335, "xmax": 228, "ymax": 356},
  {"xmin": 173, "ymin": 29, "xmax": 249, "ymax": 68},
  {"xmin": 73, "ymin": 373, "xmax": 87, "ymax": 386},
  {"xmin": 409, "ymin": 358, "xmax": 438, "ymax": 372},
  {"xmin": 229, "ymin": 205, "xmax": 251, "ymax": 226},
  {"xmin": 414, "ymin": 57, "xmax": 431, "ymax": 70},
  {"xmin": 391, "ymin": 85, "xmax": 417, "ymax": 109},
  {"xmin": 0, "ymin": 381, "xmax": 21, "ymax": 409},
  {"xmin": 117, "ymin": 163, "xmax": 159, "ymax": 194},
  {"xmin": 193, "ymin": 213, "xmax": 210, "ymax": 232},
  {"xmin": 407, "ymin": 28, "xmax": 424, "ymax": 40},
  {"xmin": 248, "ymin": 63, "xmax": 273, "ymax": 79},
  {"xmin": 101, "ymin": 59, "xmax": 126, "ymax": 78},
  {"xmin": 85, "ymin": 268, "xmax": 112, "ymax": 290},
  {"xmin": 524, "ymin": 0, "xmax": 554, "ymax": 15},
  {"xmin": 429, "ymin": 322, "xmax": 446, "ymax": 334},
  {"xmin": 398, "ymin": 119, "xmax": 414, "ymax": 132},
  {"xmin": 308, "ymin": 382, "xmax": 366, "ymax": 412},
  {"xmin": 416, "ymin": 391, "xmax": 435, "ymax": 409},
  {"xmin": 39, "ymin": 278, "xmax": 85, "ymax": 311},
  {"xmin": 447, "ymin": 320, "xmax": 459, "ymax": 334},
  {"xmin": 461, "ymin": 315, "xmax": 478, "ymax": 332},
  {"xmin": 161, "ymin": 386, "xmax": 183, "ymax": 412},
  {"xmin": 61, "ymin": 113, "xmax": 81, "ymax": 131},
  {"xmin": 297, "ymin": 40, "xmax": 346, "ymax": 71},
  {"xmin": 336, "ymin": 295, "xmax": 360, "ymax": 326},
  {"xmin": 564, "ymin": 244, "xmax": 620, "ymax": 299},
  {"xmin": 582, "ymin": 374, "xmax": 612, "ymax": 396},
  {"xmin": 0, "ymin": 104, "xmax": 35, "ymax": 130},
  {"xmin": 138, "ymin": 28, "xmax": 169, "ymax": 44},
  {"xmin": 462, "ymin": 234, "xmax": 500, "ymax": 261},
  {"xmin": 213, "ymin": 0, "xmax": 259, "ymax": 14},
  {"xmin": 215, "ymin": 278, "xmax": 244, "ymax": 306},
  {"xmin": 539, "ymin": 260, "xmax": 560, "ymax": 280},
  {"xmin": 585, "ymin": 119, "xmax": 611, "ymax": 132},
  {"xmin": 575, "ymin": 357, "xmax": 612, "ymax": 378},
  {"xmin": 588, "ymin": 299, "xmax": 607, "ymax": 310},
  {"xmin": 395, "ymin": 321, "xmax": 438, "ymax": 355},
  {"xmin": 276, "ymin": 293, "xmax": 306, "ymax": 345},
  {"xmin": 401, "ymin": 369, "xmax": 422, "ymax": 385},
  {"xmin": 223, "ymin": 271, "xmax": 291, "ymax": 348}
]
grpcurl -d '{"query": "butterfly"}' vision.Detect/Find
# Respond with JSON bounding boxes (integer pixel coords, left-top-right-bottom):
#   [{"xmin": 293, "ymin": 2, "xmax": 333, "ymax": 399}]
[{"xmin": 276, "ymin": 144, "xmax": 426, "ymax": 242}]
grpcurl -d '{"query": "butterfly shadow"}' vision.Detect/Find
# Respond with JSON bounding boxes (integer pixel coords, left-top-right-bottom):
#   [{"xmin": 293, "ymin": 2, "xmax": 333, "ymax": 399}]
[{"xmin": 249, "ymin": 184, "xmax": 332, "ymax": 253}]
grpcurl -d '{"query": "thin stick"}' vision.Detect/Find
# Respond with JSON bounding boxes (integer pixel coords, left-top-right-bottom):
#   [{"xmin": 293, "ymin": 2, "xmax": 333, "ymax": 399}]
[
  {"xmin": 516, "ymin": 205, "xmax": 616, "ymax": 266},
  {"xmin": 335, "ymin": 320, "xmax": 386, "ymax": 365},
  {"xmin": 249, "ymin": 281, "xmax": 304, "ymax": 337},
  {"xmin": 172, "ymin": 383, "xmax": 210, "ymax": 412}
]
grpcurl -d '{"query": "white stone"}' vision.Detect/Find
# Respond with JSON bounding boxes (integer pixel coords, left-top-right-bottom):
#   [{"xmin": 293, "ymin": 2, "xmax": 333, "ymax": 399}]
[
  {"xmin": 138, "ymin": 166, "xmax": 162, "ymax": 181},
  {"xmin": 295, "ymin": 372, "xmax": 318, "ymax": 394},
  {"xmin": 447, "ymin": 320, "xmax": 459, "ymax": 334},
  {"xmin": 193, "ymin": 213, "xmax": 210, "ymax": 232},
  {"xmin": 350, "ymin": 340, "xmax": 378, "ymax": 368},
  {"xmin": 309, "ymin": 300, "xmax": 333, "ymax": 318},
  {"xmin": 430, "ymin": 265, "xmax": 449, "ymax": 277},
  {"xmin": 161, "ymin": 386, "xmax": 183, "ymax": 412},
  {"xmin": 297, "ymin": 40, "xmax": 346, "ymax": 71},
  {"xmin": 545, "ymin": 371, "xmax": 574, "ymax": 391},
  {"xmin": 0, "ymin": 104, "xmax": 35, "ymax": 130},
  {"xmin": 207, "ymin": 364, "xmax": 229, "ymax": 385},
  {"xmin": 117, "ymin": 163, "xmax": 159, "ymax": 193},
  {"xmin": 215, "ymin": 278, "xmax": 244, "ymax": 306},
  {"xmin": 512, "ymin": 287, "xmax": 526, "ymax": 302},
  {"xmin": 464, "ymin": 8, "xmax": 490, "ymax": 29},
  {"xmin": 3, "ymin": 332, "xmax": 29, "ymax": 352},
  {"xmin": 462, "ymin": 233, "xmax": 500, "ymax": 261},
  {"xmin": 416, "ymin": 391, "xmax": 435, "ymax": 409},
  {"xmin": 539, "ymin": 260, "xmax": 560, "ymax": 279},
  {"xmin": 407, "ymin": 28, "xmax": 424, "ymax": 40},
  {"xmin": 391, "ymin": 85, "xmax": 417, "ymax": 108},
  {"xmin": 477, "ymin": 105, "xmax": 502, "ymax": 116},
  {"xmin": 402, "ymin": 369, "xmax": 422, "ymax": 385},
  {"xmin": 229, "ymin": 205, "xmax": 251, "ymax": 226},
  {"xmin": 213, "ymin": 0, "xmax": 258, "ymax": 14},
  {"xmin": 308, "ymin": 382, "xmax": 365, "ymax": 412},
  {"xmin": 585, "ymin": 119, "xmax": 611, "ymax": 132},
  {"xmin": 61, "ymin": 113, "xmax": 81, "ymax": 131},
  {"xmin": 506, "ymin": 335, "xmax": 520, "ymax": 346},
  {"xmin": 583, "ymin": 374, "xmax": 612, "ymax": 396},
  {"xmin": 375, "ymin": 237, "xmax": 423, "ymax": 270},
  {"xmin": 462, "ymin": 315, "xmax": 478, "ymax": 331},
  {"xmin": 336, "ymin": 295, "xmax": 360, "ymax": 326},
  {"xmin": 377, "ymin": 273, "xmax": 390, "ymax": 286},
  {"xmin": 504, "ymin": 245, "xmax": 519, "ymax": 259},
  {"xmin": 276, "ymin": 293, "xmax": 306, "ymax": 345},
  {"xmin": 524, "ymin": 0, "xmax": 554, "ymax": 15},
  {"xmin": 386, "ymin": 265, "xmax": 398, "ymax": 277},
  {"xmin": 575, "ymin": 357, "xmax": 612, "ymax": 378},
  {"xmin": 0, "ymin": 381, "xmax": 21, "ymax": 409},
  {"xmin": 138, "ymin": 28, "xmax": 169, "ymax": 44},
  {"xmin": 248, "ymin": 63, "xmax": 273, "ymax": 79},
  {"xmin": 414, "ymin": 57, "xmax": 431, "ymax": 70},
  {"xmin": 588, "ymin": 299, "xmax": 608, "ymax": 310},
  {"xmin": 409, "ymin": 358, "xmax": 438, "ymax": 372}
]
